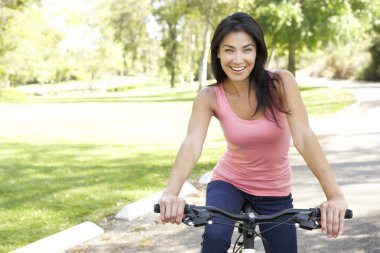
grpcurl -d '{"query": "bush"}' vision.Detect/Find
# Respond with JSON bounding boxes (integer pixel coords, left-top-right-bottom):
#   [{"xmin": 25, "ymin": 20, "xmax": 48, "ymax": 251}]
[{"xmin": 360, "ymin": 36, "xmax": 380, "ymax": 81}]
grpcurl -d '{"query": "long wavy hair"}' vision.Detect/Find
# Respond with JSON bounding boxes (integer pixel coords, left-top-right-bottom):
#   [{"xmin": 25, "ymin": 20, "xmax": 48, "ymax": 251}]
[{"xmin": 210, "ymin": 12, "xmax": 289, "ymax": 126}]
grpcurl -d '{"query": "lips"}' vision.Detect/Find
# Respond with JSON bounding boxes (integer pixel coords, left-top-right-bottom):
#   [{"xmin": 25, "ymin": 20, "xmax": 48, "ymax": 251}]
[{"xmin": 230, "ymin": 66, "xmax": 246, "ymax": 72}]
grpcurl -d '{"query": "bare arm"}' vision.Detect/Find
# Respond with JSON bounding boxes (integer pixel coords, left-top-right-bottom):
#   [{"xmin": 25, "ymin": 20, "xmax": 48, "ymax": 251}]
[
  {"xmin": 277, "ymin": 70, "xmax": 348, "ymax": 238},
  {"xmin": 159, "ymin": 87, "xmax": 216, "ymax": 224}
]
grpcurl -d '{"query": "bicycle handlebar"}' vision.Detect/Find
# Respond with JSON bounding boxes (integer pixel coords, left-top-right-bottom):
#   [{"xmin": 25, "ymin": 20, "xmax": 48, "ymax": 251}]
[
  {"xmin": 154, "ymin": 204, "xmax": 352, "ymax": 219},
  {"xmin": 154, "ymin": 204, "xmax": 353, "ymax": 229}
]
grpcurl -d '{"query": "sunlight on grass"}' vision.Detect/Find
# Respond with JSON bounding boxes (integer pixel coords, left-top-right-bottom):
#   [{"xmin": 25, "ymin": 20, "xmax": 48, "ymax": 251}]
[
  {"xmin": 0, "ymin": 140, "xmax": 223, "ymax": 252},
  {"xmin": 0, "ymin": 142, "xmax": 168, "ymax": 251},
  {"xmin": 300, "ymin": 86, "xmax": 356, "ymax": 115},
  {"xmin": 0, "ymin": 89, "xmax": 26, "ymax": 102}
]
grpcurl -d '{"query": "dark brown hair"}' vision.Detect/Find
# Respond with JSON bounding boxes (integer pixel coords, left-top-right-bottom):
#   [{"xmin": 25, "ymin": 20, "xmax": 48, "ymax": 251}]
[{"xmin": 210, "ymin": 12, "xmax": 289, "ymax": 125}]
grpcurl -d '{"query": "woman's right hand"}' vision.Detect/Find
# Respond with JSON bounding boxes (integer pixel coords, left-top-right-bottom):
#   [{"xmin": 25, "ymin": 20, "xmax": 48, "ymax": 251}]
[{"xmin": 158, "ymin": 193, "xmax": 186, "ymax": 225}]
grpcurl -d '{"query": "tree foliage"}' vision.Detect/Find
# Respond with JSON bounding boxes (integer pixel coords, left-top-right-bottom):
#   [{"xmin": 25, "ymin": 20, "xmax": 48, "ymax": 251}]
[
  {"xmin": 109, "ymin": 0, "xmax": 151, "ymax": 75},
  {"xmin": 0, "ymin": 0, "xmax": 378, "ymax": 87},
  {"xmin": 248, "ymin": 0, "xmax": 367, "ymax": 75}
]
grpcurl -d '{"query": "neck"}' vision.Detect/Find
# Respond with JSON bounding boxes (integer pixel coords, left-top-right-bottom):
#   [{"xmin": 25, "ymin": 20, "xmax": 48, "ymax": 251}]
[{"xmin": 224, "ymin": 79, "xmax": 251, "ymax": 96}]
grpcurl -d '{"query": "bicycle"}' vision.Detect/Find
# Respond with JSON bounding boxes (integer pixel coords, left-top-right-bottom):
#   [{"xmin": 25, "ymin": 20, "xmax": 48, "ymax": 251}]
[{"xmin": 154, "ymin": 203, "xmax": 353, "ymax": 253}]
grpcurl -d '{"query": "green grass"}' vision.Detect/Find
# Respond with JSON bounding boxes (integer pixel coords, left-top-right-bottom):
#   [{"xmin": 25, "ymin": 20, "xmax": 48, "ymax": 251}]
[
  {"xmin": 0, "ymin": 142, "xmax": 168, "ymax": 251},
  {"xmin": 300, "ymin": 86, "xmax": 356, "ymax": 115},
  {"xmin": 0, "ymin": 82, "xmax": 355, "ymax": 252},
  {"xmin": 0, "ymin": 89, "xmax": 26, "ymax": 102}
]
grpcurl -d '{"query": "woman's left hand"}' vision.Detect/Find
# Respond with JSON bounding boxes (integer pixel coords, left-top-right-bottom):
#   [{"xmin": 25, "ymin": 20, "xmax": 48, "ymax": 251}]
[{"xmin": 319, "ymin": 195, "xmax": 348, "ymax": 238}]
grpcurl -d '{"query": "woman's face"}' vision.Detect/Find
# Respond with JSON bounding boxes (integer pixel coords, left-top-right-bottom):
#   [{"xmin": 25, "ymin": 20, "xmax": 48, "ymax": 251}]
[{"xmin": 218, "ymin": 31, "xmax": 257, "ymax": 84}]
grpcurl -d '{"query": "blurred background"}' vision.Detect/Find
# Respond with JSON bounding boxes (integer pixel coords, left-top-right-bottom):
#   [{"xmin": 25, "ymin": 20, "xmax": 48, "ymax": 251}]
[
  {"xmin": 0, "ymin": 0, "xmax": 379, "ymax": 92},
  {"xmin": 0, "ymin": 0, "xmax": 379, "ymax": 252}
]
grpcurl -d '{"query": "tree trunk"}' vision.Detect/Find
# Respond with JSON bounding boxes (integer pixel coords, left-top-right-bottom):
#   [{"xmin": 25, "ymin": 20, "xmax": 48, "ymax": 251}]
[
  {"xmin": 198, "ymin": 0, "xmax": 211, "ymax": 91},
  {"xmin": 267, "ymin": 46, "xmax": 276, "ymax": 69},
  {"xmin": 170, "ymin": 69, "xmax": 175, "ymax": 88},
  {"xmin": 167, "ymin": 23, "xmax": 177, "ymax": 88},
  {"xmin": 170, "ymin": 39, "xmax": 177, "ymax": 88},
  {"xmin": 198, "ymin": 27, "xmax": 210, "ymax": 90},
  {"xmin": 122, "ymin": 47, "xmax": 127, "ymax": 75},
  {"xmin": 288, "ymin": 43, "xmax": 296, "ymax": 76}
]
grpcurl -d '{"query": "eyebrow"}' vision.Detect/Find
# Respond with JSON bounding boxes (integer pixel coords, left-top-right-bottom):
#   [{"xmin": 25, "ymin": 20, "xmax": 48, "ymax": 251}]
[{"xmin": 223, "ymin": 44, "xmax": 256, "ymax": 48}]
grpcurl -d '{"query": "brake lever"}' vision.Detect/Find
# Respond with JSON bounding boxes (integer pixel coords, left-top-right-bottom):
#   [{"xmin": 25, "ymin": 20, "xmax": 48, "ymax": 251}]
[
  {"xmin": 292, "ymin": 211, "xmax": 320, "ymax": 230},
  {"xmin": 182, "ymin": 208, "xmax": 214, "ymax": 227}
]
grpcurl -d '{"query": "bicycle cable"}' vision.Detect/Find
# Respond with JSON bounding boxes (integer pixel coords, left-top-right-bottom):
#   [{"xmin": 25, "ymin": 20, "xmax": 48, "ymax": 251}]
[
  {"xmin": 212, "ymin": 219, "xmax": 274, "ymax": 253},
  {"xmin": 258, "ymin": 218, "xmax": 294, "ymax": 234}
]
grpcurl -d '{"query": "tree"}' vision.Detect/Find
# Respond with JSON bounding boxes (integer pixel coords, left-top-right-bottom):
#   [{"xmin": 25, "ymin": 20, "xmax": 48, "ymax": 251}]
[
  {"xmin": 0, "ymin": 2, "xmax": 63, "ymax": 85},
  {"xmin": 195, "ymin": 0, "xmax": 242, "ymax": 89},
  {"xmin": 153, "ymin": 0, "xmax": 191, "ymax": 88},
  {"xmin": 248, "ymin": 0, "xmax": 364, "ymax": 76},
  {"xmin": 0, "ymin": 0, "xmax": 38, "ymax": 71},
  {"xmin": 351, "ymin": 0, "xmax": 380, "ymax": 81},
  {"xmin": 153, "ymin": 0, "xmax": 241, "ymax": 88},
  {"xmin": 60, "ymin": 0, "xmax": 124, "ymax": 87},
  {"xmin": 108, "ymin": 0, "xmax": 151, "ymax": 75}
]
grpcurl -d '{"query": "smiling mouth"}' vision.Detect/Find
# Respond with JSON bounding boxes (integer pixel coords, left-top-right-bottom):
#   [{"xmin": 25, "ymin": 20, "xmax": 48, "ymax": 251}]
[{"xmin": 230, "ymin": 66, "xmax": 246, "ymax": 72}]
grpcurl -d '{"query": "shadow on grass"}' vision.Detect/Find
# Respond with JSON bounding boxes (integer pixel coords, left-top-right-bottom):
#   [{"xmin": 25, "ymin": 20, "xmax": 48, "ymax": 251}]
[{"xmin": 0, "ymin": 142, "xmax": 170, "ymax": 251}]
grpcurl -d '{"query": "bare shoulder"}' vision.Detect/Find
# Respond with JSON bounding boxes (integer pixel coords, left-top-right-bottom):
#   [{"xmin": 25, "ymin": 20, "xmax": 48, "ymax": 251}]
[
  {"xmin": 274, "ymin": 69, "xmax": 297, "ymax": 86},
  {"xmin": 195, "ymin": 85, "xmax": 216, "ymax": 104},
  {"xmin": 193, "ymin": 85, "xmax": 217, "ymax": 114},
  {"xmin": 198, "ymin": 85, "xmax": 216, "ymax": 98},
  {"xmin": 273, "ymin": 69, "xmax": 299, "ymax": 91}
]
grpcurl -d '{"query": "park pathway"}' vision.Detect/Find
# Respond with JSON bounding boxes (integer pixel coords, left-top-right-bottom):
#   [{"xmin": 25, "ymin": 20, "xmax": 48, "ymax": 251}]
[{"xmin": 68, "ymin": 77, "xmax": 380, "ymax": 253}]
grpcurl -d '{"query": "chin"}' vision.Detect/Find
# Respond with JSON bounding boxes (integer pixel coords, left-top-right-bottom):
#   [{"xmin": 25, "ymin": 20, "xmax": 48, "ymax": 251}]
[{"xmin": 229, "ymin": 76, "xmax": 250, "ymax": 83}]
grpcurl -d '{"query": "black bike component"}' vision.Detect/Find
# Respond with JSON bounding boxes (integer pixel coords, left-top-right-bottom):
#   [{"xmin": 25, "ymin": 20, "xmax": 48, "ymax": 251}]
[
  {"xmin": 242, "ymin": 203, "xmax": 256, "ymax": 249},
  {"xmin": 154, "ymin": 204, "xmax": 353, "ymax": 227},
  {"xmin": 182, "ymin": 207, "xmax": 214, "ymax": 227},
  {"xmin": 292, "ymin": 209, "xmax": 320, "ymax": 230},
  {"xmin": 154, "ymin": 203, "xmax": 353, "ymax": 253},
  {"xmin": 154, "ymin": 204, "xmax": 214, "ymax": 227}
]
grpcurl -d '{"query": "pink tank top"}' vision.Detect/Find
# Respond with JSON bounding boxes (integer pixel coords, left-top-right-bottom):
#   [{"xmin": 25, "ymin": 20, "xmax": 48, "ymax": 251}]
[{"xmin": 211, "ymin": 84, "xmax": 292, "ymax": 196}]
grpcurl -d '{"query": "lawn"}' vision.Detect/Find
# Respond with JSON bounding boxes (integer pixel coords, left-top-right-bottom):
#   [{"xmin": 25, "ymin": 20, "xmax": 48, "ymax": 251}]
[{"xmin": 0, "ymin": 82, "xmax": 355, "ymax": 252}]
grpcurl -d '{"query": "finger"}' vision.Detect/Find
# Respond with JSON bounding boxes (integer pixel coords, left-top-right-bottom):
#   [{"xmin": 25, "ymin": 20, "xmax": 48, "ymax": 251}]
[
  {"xmin": 176, "ymin": 200, "xmax": 186, "ymax": 224},
  {"xmin": 326, "ymin": 208, "xmax": 334, "ymax": 238},
  {"xmin": 326, "ymin": 209, "xmax": 334, "ymax": 238},
  {"xmin": 164, "ymin": 201, "xmax": 172, "ymax": 223},
  {"xmin": 332, "ymin": 209, "xmax": 340, "ymax": 238},
  {"xmin": 319, "ymin": 204, "xmax": 327, "ymax": 235},
  {"xmin": 158, "ymin": 201, "xmax": 166, "ymax": 224},
  {"xmin": 170, "ymin": 201, "xmax": 179, "ymax": 223},
  {"xmin": 337, "ymin": 210, "xmax": 345, "ymax": 236}
]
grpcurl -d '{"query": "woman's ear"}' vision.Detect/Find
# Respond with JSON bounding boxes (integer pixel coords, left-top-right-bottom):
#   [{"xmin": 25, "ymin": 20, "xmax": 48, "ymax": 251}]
[{"xmin": 217, "ymin": 49, "xmax": 220, "ymax": 58}]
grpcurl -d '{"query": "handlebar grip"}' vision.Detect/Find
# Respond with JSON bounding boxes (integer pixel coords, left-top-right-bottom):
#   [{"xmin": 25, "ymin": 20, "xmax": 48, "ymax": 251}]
[
  {"xmin": 154, "ymin": 204, "xmax": 191, "ymax": 214},
  {"xmin": 154, "ymin": 204, "xmax": 160, "ymax": 213},
  {"xmin": 315, "ymin": 208, "xmax": 353, "ymax": 219},
  {"xmin": 345, "ymin": 209, "xmax": 353, "ymax": 219}
]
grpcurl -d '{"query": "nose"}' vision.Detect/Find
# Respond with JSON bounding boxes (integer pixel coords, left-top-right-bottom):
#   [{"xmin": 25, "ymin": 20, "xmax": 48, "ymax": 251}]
[{"xmin": 233, "ymin": 52, "xmax": 244, "ymax": 64}]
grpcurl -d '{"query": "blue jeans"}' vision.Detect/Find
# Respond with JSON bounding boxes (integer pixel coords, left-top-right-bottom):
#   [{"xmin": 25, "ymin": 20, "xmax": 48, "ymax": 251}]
[{"xmin": 200, "ymin": 180, "xmax": 297, "ymax": 253}]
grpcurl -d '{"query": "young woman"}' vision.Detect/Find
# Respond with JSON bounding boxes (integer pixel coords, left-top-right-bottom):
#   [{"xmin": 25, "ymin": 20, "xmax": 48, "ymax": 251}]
[{"xmin": 158, "ymin": 12, "xmax": 348, "ymax": 253}]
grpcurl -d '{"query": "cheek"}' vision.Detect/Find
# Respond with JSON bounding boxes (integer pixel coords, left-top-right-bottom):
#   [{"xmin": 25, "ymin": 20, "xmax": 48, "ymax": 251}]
[
  {"xmin": 249, "ymin": 55, "xmax": 257, "ymax": 66},
  {"xmin": 219, "ymin": 56, "xmax": 231, "ymax": 69}
]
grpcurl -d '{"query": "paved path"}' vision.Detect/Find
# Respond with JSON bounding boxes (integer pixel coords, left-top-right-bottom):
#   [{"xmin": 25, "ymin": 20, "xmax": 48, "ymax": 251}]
[
  {"xmin": 69, "ymin": 77, "xmax": 380, "ymax": 253},
  {"xmin": 291, "ymin": 77, "xmax": 380, "ymax": 253}
]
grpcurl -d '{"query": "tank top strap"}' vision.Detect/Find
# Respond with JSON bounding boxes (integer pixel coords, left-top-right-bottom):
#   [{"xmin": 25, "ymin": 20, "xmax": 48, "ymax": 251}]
[{"xmin": 214, "ymin": 84, "xmax": 227, "ymax": 120}]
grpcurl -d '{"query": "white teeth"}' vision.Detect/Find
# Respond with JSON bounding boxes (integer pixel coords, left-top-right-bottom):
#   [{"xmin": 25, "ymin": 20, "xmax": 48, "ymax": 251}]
[{"xmin": 231, "ymin": 66, "xmax": 245, "ymax": 71}]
